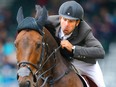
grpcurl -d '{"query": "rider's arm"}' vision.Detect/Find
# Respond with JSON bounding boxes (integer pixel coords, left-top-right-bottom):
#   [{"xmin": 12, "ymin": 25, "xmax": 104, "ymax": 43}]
[{"xmin": 73, "ymin": 31, "xmax": 105, "ymax": 59}]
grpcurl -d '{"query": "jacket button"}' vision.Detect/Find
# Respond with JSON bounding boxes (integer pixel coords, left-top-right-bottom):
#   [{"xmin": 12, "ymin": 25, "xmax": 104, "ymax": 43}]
[{"xmin": 70, "ymin": 57, "xmax": 72, "ymax": 59}]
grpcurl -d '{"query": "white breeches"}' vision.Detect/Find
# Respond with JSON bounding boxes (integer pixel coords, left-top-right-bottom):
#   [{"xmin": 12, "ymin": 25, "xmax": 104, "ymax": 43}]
[{"xmin": 71, "ymin": 59, "xmax": 105, "ymax": 87}]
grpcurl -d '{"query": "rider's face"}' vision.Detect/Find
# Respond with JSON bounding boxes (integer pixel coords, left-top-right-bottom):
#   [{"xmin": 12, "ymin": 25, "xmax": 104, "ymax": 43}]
[{"xmin": 60, "ymin": 17, "xmax": 80, "ymax": 35}]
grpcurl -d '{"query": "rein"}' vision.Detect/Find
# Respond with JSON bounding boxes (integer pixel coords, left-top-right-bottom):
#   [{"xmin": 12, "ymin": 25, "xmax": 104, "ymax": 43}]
[
  {"xmin": 16, "ymin": 6, "xmax": 74, "ymax": 87},
  {"xmin": 17, "ymin": 30, "xmax": 71, "ymax": 87},
  {"xmin": 39, "ymin": 46, "xmax": 61, "ymax": 71},
  {"xmin": 37, "ymin": 45, "xmax": 72, "ymax": 87},
  {"xmin": 17, "ymin": 44, "xmax": 62, "ymax": 87},
  {"xmin": 36, "ymin": 45, "xmax": 61, "ymax": 87}
]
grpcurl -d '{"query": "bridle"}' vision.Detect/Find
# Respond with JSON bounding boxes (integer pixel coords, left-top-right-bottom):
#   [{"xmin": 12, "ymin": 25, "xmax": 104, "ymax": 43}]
[
  {"xmin": 17, "ymin": 29, "xmax": 71, "ymax": 87},
  {"xmin": 17, "ymin": 61, "xmax": 39, "ymax": 83},
  {"xmin": 17, "ymin": 29, "xmax": 46, "ymax": 85},
  {"xmin": 16, "ymin": 6, "xmax": 71, "ymax": 87},
  {"xmin": 17, "ymin": 47, "xmax": 46, "ymax": 87}
]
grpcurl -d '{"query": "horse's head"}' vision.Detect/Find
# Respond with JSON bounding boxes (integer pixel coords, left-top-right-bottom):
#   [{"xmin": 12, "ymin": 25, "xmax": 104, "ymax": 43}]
[{"xmin": 15, "ymin": 5, "xmax": 48, "ymax": 87}]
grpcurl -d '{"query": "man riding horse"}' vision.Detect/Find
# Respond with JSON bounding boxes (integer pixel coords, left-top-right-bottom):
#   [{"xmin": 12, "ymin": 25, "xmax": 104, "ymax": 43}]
[
  {"xmin": 45, "ymin": 1, "xmax": 105, "ymax": 87},
  {"xmin": 15, "ymin": 1, "xmax": 105, "ymax": 87}
]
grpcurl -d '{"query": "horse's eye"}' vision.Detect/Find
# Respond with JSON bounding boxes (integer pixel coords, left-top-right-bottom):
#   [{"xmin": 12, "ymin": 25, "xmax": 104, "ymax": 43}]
[{"xmin": 37, "ymin": 43, "xmax": 41, "ymax": 48}]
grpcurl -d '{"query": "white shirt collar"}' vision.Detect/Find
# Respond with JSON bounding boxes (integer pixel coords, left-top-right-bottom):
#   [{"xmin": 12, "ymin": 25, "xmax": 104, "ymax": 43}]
[{"xmin": 58, "ymin": 28, "xmax": 72, "ymax": 40}]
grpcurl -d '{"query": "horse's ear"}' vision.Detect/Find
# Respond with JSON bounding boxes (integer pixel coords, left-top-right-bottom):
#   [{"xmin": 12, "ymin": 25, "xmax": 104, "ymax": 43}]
[
  {"xmin": 36, "ymin": 6, "xmax": 48, "ymax": 27},
  {"xmin": 35, "ymin": 5, "xmax": 42, "ymax": 19},
  {"xmin": 16, "ymin": 7, "xmax": 24, "ymax": 24}
]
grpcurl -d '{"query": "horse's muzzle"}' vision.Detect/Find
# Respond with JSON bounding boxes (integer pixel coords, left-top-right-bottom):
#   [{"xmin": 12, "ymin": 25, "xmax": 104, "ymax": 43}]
[{"xmin": 19, "ymin": 81, "xmax": 31, "ymax": 87}]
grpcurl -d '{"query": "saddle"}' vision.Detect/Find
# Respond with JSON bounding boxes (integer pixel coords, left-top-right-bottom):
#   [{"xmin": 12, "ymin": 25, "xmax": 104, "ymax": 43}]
[
  {"xmin": 71, "ymin": 64, "xmax": 97, "ymax": 87},
  {"xmin": 78, "ymin": 74, "xmax": 98, "ymax": 87}
]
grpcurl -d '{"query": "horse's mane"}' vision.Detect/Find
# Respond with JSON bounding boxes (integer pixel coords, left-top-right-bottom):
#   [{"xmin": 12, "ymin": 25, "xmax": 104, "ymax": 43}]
[
  {"xmin": 44, "ymin": 28, "xmax": 58, "ymax": 49},
  {"xmin": 43, "ymin": 27, "xmax": 72, "ymax": 69}
]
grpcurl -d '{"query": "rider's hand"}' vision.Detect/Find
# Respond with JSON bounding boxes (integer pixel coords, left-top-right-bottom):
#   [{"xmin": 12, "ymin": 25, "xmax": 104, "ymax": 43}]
[{"xmin": 60, "ymin": 40, "xmax": 73, "ymax": 52}]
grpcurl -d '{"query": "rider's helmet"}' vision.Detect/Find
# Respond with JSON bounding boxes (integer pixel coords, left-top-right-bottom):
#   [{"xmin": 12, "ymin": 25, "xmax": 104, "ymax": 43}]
[{"xmin": 58, "ymin": 1, "xmax": 84, "ymax": 20}]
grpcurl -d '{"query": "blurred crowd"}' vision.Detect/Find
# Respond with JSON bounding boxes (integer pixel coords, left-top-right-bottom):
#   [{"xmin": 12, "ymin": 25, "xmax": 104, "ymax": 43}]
[{"xmin": 0, "ymin": 0, "xmax": 116, "ymax": 86}]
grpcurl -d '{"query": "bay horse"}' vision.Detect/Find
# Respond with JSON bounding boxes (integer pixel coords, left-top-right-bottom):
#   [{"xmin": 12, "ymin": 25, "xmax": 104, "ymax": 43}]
[{"xmin": 15, "ymin": 5, "xmax": 89, "ymax": 87}]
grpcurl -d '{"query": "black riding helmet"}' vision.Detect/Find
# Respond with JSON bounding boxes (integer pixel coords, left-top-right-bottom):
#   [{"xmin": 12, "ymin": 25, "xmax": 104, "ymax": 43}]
[{"xmin": 59, "ymin": 1, "xmax": 84, "ymax": 20}]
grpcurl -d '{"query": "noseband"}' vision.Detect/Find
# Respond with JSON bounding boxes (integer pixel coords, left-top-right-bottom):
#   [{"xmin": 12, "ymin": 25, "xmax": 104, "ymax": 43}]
[
  {"xmin": 17, "ymin": 61, "xmax": 39, "ymax": 83},
  {"xmin": 17, "ymin": 29, "xmax": 70, "ymax": 87},
  {"xmin": 17, "ymin": 29, "xmax": 46, "ymax": 84},
  {"xmin": 16, "ymin": 28, "xmax": 60, "ymax": 86}
]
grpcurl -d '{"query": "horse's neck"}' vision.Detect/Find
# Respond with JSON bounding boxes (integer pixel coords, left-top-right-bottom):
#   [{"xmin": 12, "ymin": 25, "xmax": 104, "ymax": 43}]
[
  {"xmin": 53, "ymin": 52, "xmax": 71, "ymax": 76},
  {"xmin": 44, "ymin": 28, "xmax": 70, "ymax": 77}
]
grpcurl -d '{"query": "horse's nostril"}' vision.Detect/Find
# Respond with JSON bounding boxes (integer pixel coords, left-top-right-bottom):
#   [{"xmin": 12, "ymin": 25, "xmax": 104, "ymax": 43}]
[
  {"xmin": 19, "ymin": 81, "xmax": 31, "ymax": 87},
  {"xmin": 26, "ymin": 81, "xmax": 31, "ymax": 87}
]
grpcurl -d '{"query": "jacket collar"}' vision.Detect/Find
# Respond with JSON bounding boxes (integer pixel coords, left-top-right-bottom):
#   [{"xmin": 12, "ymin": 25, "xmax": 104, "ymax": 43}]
[{"xmin": 52, "ymin": 15, "xmax": 91, "ymax": 42}]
